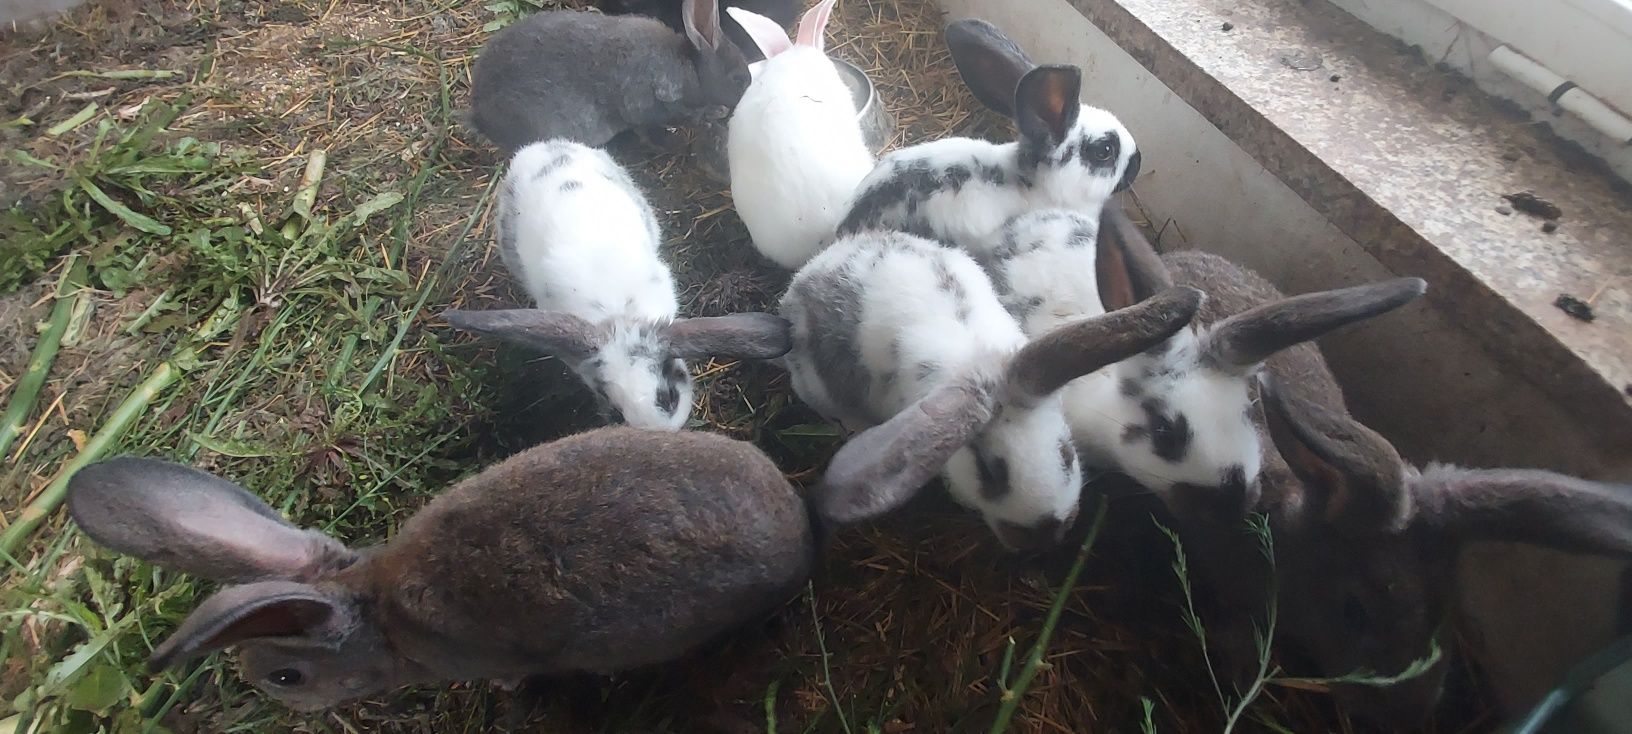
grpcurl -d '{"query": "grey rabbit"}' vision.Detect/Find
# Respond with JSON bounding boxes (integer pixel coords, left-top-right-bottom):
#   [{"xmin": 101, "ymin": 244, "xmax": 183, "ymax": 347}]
[
  {"xmin": 470, "ymin": 0, "xmax": 752, "ymax": 154},
  {"xmin": 1098, "ymin": 214, "xmax": 1632, "ymax": 726},
  {"xmin": 595, "ymin": 0, "xmax": 800, "ymax": 61},
  {"xmin": 65, "ymin": 428, "xmax": 816, "ymax": 711}
]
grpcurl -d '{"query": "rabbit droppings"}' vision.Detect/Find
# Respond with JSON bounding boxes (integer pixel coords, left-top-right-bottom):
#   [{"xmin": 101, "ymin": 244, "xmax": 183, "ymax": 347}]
[{"xmin": 66, "ymin": 428, "xmax": 816, "ymax": 712}]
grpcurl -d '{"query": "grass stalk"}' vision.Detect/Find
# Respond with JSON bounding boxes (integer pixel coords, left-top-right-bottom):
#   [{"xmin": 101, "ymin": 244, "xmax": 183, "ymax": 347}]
[
  {"xmin": 988, "ymin": 494, "xmax": 1111, "ymax": 734},
  {"xmin": 0, "ymin": 300, "xmax": 243, "ymax": 556},
  {"xmin": 0, "ymin": 256, "xmax": 87, "ymax": 462}
]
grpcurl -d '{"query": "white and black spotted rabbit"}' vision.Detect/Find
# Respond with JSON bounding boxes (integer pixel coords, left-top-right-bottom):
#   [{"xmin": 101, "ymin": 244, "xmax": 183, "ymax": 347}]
[
  {"xmin": 980, "ymin": 205, "xmax": 1425, "ymax": 509},
  {"xmin": 445, "ymin": 140, "xmax": 791, "ymax": 430},
  {"xmin": 470, "ymin": 0, "xmax": 752, "ymax": 153},
  {"xmin": 779, "ymin": 231, "xmax": 1200, "ymax": 551},
  {"xmin": 65, "ymin": 428, "xmax": 817, "ymax": 711},
  {"xmin": 834, "ymin": 19, "xmax": 1138, "ymax": 256}
]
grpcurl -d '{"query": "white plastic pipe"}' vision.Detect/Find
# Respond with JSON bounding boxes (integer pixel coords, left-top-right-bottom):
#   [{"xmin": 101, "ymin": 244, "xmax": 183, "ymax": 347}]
[{"xmin": 1488, "ymin": 44, "xmax": 1632, "ymax": 145}]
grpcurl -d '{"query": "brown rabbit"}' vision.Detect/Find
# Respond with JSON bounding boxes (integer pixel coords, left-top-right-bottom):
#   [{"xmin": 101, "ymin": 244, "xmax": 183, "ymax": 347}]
[
  {"xmin": 1097, "ymin": 205, "xmax": 1632, "ymax": 725},
  {"xmin": 66, "ymin": 428, "xmax": 816, "ymax": 711}
]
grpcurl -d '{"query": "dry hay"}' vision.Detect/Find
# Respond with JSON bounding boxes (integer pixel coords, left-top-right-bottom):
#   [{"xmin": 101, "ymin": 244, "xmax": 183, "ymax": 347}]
[{"xmin": 0, "ymin": 0, "xmax": 1498, "ymax": 732}]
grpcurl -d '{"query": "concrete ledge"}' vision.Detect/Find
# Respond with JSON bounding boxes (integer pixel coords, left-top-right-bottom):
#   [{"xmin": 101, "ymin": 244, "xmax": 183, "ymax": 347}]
[{"xmin": 1069, "ymin": 0, "xmax": 1631, "ymax": 443}]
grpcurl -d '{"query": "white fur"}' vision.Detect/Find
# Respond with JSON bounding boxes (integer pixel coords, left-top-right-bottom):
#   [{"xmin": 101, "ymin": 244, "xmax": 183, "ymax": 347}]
[
  {"xmin": 840, "ymin": 106, "xmax": 1136, "ymax": 258},
  {"xmin": 781, "ymin": 233, "xmax": 1082, "ymax": 538},
  {"xmin": 988, "ymin": 209, "xmax": 1261, "ymax": 492},
  {"xmin": 499, "ymin": 140, "xmax": 690, "ymax": 431},
  {"xmin": 727, "ymin": 32, "xmax": 873, "ymax": 269}
]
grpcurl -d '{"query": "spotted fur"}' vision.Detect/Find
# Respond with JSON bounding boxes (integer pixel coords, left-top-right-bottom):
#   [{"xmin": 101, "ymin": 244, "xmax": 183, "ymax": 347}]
[
  {"xmin": 834, "ymin": 20, "xmax": 1139, "ymax": 257},
  {"xmin": 780, "ymin": 233, "xmax": 1084, "ymax": 549},
  {"xmin": 450, "ymin": 140, "xmax": 791, "ymax": 431}
]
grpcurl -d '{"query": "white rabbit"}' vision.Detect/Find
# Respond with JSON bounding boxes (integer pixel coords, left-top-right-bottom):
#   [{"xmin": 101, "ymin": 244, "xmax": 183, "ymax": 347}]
[
  {"xmin": 778, "ymin": 231, "xmax": 1201, "ymax": 550},
  {"xmin": 445, "ymin": 140, "xmax": 792, "ymax": 431},
  {"xmin": 725, "ymin": 0, "xmax": 874, "ymax": 270},
  {"xmin": 834, "ymin": 19, "xmax": 1138, "ymax": 259}
]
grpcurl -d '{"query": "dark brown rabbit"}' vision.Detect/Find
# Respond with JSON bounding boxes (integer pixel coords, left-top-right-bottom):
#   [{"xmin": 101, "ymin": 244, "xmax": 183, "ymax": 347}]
[
  {"xmin": 1097, "ymin": 205, "xmax": 1632, "ymax": 725},
  {"xmin": 66, "ymin": 428, "xmax": 816, "ymax": 711}
]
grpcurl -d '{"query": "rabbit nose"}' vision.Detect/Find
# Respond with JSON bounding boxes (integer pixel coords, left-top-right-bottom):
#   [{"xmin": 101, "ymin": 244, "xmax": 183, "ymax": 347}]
[{"xmin": 993, "ymin": 516, "xmax": 1069, "ymax": 553}]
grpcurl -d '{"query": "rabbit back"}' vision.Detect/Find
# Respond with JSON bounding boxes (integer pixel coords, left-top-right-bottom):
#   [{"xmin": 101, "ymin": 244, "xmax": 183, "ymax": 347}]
[
  {"xmin": 499, "ymin": 140, "xmax": 676, "ymax": 323},
  {"xmin": 838, "ymin": 138, "xmax": 1028, "ymax": 254},
  {"xmin": 377, "ymin": 427, "xmax": 815, "ymax": 676},
  {"xmin": 780, "ymin": 232, "xmax": 1025, "ymax": 429},
  {"xmin": 471, "ymin": 12, "xmax": 700, "ymax": 152},
  {"xmin": 729, "ymin": 47, "xmax": 873, "ymax": 269}
]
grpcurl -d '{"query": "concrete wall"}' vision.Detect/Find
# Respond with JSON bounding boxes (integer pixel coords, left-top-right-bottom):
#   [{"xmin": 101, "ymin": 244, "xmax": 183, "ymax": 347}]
[{"xmin": 937, "ymin": 0, "xmax": 1630, "ymax": 716}]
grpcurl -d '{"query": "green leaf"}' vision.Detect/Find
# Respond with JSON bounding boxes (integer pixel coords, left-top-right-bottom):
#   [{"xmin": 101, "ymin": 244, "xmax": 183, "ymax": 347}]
[
  {"xmin": 66, "ymin": 663, "xmax": 129, "ymax": 714},
  {"xmin": 482, "ymin": 19, "xmax": 508, "ymax": 32},
  {"xmin": 187, "ymin": 431, "xmax": 278, "ymax": 458},
  {"xmin": 46, "ymin": 103, "xmax": 99, "ymax": 137},
  {"xmin": 38, "ymin": 620, "xmax": 131, "ymax": 699},
  {"xmin": 75, "ymin": 178, "xmax": 171, "ymax": 235}
]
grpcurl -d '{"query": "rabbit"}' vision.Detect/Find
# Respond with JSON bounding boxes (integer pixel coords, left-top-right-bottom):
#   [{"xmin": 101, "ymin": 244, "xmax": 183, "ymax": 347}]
[
  {"xmin": 778, "ymin": 230, "xmax": 1202, "ymax": 551},
  {"xmin": 984, "ymin": 205, "xmax": 1424, "ymax": 511},
  {"xmin": 725, "ymin": 0, "xmax": 874, "ymax": 270},
  {"xmin": 834, "ymin": 18, "xmax": 1139, "ymax": 257},
  {"xmin": 1123, "ymin": 248, "xmax": 1632, "ymax": 725},
  {"xmin": 596, "ymin": 0, "xmax": 800, "ymax": 61},
  {"xmin": 444, "ymin": 140, "xmax": 792, "ymax": 431},
  {"xmin": 469, "ymin": 0, "xmax": 752, "ymax": 154},
  {"xmin": 65, "ymin": 428, "xmax": 818, "ymax": 712}
]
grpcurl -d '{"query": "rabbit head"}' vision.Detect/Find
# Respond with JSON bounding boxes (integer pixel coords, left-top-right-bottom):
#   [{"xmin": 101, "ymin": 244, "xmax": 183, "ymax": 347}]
[
  {"xmin": 1079, "ymin": 206, "xmax": 1425, "ymax": 509},
  {"xmin": 945, "ymin": 19, "xmax": 1140, "ymax": 209},
  {"xmin": 443, "ymin": 309, "xmax": 791, "ymax": 430},
  {"xmin": 681, "ymin": 0, "xmax": 754, "ymax": 111},
  {"xmin": 1212, "ymin": 377, "xmax": 1632, "ymax": 725},
  {"xmin": 729, "ymin": 0, "xmax": 835, "ymax": 77},
  {"xmin": 816, "ymin": 284, "xmax": 1203, "ymax": 551},
  {"xmin": 65, "ymin": 458, "xmax": 395, "ymax": 712}
]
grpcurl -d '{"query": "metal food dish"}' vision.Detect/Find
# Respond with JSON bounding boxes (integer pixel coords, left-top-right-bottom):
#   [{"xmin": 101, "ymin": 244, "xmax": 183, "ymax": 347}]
[{"xmin": 832, "ymin": 57, "xmax": 894, "ymax": 154}]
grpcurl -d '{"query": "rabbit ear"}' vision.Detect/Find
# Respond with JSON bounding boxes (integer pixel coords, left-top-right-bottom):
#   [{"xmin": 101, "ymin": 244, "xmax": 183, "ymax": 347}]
[
  {"xmin": 1005, "ymin": 286, "xmax": 1202, "ymax": 401},
  {"xmin": 666, "ymin": 313, "xmax": 792, "ymax": 360},
  {"xmin": 67, "ymin": 458, "xmax": 350, "ymax": 582},
  {"xmin": 794, "ymin": 0, "xmax": 836, "ymax": 50},
  {"xmin": 1258, "ymin": 376, "xmax": 1410, "ymax": 531},
  {"xmin": 816, "ymin": 377, "xmax": 999, "ymax": 522},
  {"xmin": 1409, "ymin": 468, "xmax": 1632, "ymax": 556},
  {"xmin": 442, "ymin": 309, "xmax": 605, "ymax": 364},
  {"xmin": 1014, "ymin": 66, "xmax": 1081, "ymax": 148},
  {"xmin": 944, "ymin": 18, "xmax": 1036, "ymax": 116},
  {"xmin": 682, "ymin": 0, "xmax": 725, "ymax": 51},
  {"xmin": 727, "ymin": 7, "xmax": 793, "ymax": 59},
  {"xmin": 149, "ymin": 580, "xmax": 348, "ymax": 671},
  {"xmin": 1095, "ymin": 203, "xmax": 1173, "ymax": 311},
  {"xmin": 1201, "ymin": 278, "xmax": 1426, "ymax": 373}
]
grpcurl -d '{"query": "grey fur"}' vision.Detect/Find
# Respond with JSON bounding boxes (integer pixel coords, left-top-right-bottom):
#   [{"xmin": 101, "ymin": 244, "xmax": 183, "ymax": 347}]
[
  {"xmin": 469, "ymin": 1, "xmax": 750, "ymax": 153},
  {"xmin": 1153, "ymin": 251, "xmax": 1632, "ymax": 726},
  {"xmin": 67, "ymin": 430, "xmax": 815, "ymax": 712}
]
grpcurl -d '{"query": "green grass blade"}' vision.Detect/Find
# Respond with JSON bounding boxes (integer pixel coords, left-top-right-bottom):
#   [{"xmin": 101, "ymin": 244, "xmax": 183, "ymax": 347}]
[
  {"xmin": 75, "ymin": 177, "xmax": 171, "ymax": 235},
  {"xmin": 0, "ymin": 256, "xmax": 86, "ymax": 461}
]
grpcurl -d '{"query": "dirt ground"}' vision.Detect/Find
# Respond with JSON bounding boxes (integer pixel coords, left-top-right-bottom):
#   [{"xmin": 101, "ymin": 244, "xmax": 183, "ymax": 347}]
[{"xmin": 0, "ymin": 1, "xmax": 1497, "ymax": 732}]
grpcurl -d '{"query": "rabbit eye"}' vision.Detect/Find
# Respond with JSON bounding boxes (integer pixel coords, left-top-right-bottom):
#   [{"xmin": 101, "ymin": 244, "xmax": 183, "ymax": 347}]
[
  {"xmin": 1086, "ymin": 139, "xmax": 1116, "ymax": 163},
  {"xmin": 268, "ymin": 668, "xmax": 305, "ymax": 687},
  {"xmin": 657, "ymin": 383, "xmax": 680, "ymax": 413}
]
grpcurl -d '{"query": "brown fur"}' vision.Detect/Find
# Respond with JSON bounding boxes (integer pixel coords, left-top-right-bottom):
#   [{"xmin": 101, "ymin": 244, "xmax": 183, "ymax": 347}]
[{"xmin": 68, "ymin": 428, "xmax": 815, "ymax": 711}]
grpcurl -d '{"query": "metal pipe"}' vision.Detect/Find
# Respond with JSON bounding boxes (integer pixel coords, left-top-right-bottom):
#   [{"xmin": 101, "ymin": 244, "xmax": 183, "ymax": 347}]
[{"xmin": 1488, "ymin": 44, "xmax": 1632, "ymax": 145}]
